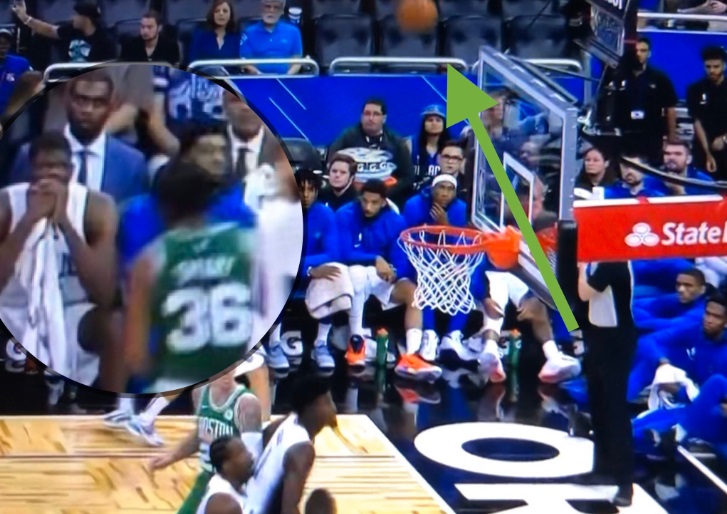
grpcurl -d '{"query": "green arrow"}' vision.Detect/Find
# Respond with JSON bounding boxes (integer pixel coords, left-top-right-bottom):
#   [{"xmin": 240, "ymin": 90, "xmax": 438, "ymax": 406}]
[{"xmin": 446, "ymin": 65, "xmax": 578, "ymax": 331}]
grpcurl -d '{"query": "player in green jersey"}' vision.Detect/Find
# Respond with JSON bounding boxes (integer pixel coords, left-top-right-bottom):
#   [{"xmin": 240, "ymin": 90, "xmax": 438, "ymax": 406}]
[
  {"xmin": 124, "ymin": 161, "xmax": 258, "ymax": 392},
  {"xmin": 148, "ymin": 368, "xmax": 262, "ymax": 514}
]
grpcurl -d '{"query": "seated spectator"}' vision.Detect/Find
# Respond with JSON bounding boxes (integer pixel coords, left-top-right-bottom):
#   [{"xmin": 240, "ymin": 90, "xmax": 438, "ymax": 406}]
[
  {"xmin": 654, "ymin": 139, "xmax": 715, "ymax": 196},
  {"xmin": 574, "ymin": 146, "xmax": 617, "ymax": 197},
  {"xmin": 240, "ymin": 0, "xmax": 303, "ymax": 75},
  {"xmin": 318, "ymin": 153, "xmax": 358, "ymax": 211},
  {"xmin": 407, "ymin": 104, "xmax": 451, "ymax": 191},
  {"xmin": 633, "ymin": 268, "xmax": 707, "ymax": 335},
  {"xmin": 189, "ymin": 0, "xmax": 241, "ymax": 64},
  {"xmin": 0, "ymin": 28, "xmax": 30, "ymax": 117},
  {"xmin": 43, "ymin": 64, "xmax": 155, "ymax": 147},
  {"xmin": 119, "ymin": 11, "xmax": 180, "ymax": 65},
  {"xmin": 8, "ymin": 70, "xmax": 148, "ymax": 204},
  {"xmin": 437, "ymin": 140, "xmax": 469, "ymax": 201},
  {"xmin": 328, "ymin": 98, "xmax": 414, "ymax": 206},
  {"xmin": 13, "ymin": 0, "xmax": 116, "ymax": 63},
  {"xmin": 604, "ymin": 154, "xmax": 666, "ymax": 199}
]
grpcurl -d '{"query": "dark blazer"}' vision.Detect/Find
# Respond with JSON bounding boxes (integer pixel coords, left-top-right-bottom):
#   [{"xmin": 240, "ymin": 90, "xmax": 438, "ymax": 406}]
[{"xmin": 9, "ymin": 135, "xmax": 149, "ymax": 204}]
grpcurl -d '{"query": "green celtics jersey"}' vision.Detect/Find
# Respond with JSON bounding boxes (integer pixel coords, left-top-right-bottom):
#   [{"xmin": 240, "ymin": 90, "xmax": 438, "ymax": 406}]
[
  {"xmin": 197, "ymin": 383, "xmax": 249, "ymax": 473},
  {"xmin": 150, "ymin": 222, "xmax": 255, "ymax": 389}
]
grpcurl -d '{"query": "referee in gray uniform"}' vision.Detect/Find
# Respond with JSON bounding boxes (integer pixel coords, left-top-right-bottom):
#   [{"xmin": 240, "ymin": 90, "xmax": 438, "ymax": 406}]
[{"xmin": 577, "ymin": 260, "xmax": 636, "ymax": 507}]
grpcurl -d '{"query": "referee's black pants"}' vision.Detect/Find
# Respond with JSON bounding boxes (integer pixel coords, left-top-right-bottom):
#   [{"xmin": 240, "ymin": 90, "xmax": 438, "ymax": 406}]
[{"xmin": 583, "ymin": 326, "xmax": 637, "ymax": 486}]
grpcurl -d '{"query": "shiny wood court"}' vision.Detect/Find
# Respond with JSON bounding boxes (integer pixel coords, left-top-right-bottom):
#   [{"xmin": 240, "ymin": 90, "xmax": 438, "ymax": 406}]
[{"xmin": 0, "ymin": 414, "xmax": 452, "ymax": 514}]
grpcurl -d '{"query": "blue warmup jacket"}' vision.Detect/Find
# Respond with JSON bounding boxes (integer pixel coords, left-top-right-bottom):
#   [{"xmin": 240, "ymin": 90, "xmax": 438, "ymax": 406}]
[
  {"xmin": 402, "ymin": 186, "xmax": 468, "ymax": 228},
  {"xmin": 634, "ymin": 294, "xmax": 706, "ymax": 333},
  {"xmin": 604, "ymin": 180, "xmax": 666, "ymax": 199},
  {"xmin": 118, "ymin": 183, "xmax": 257, "ymax": 271},
  {"xmin": 336, "ymin": 200, "xmax": 409, "ymax": 276},
  {"xmin": 301, "ymin": 201, "xmax": 339, "ymax": 272}
]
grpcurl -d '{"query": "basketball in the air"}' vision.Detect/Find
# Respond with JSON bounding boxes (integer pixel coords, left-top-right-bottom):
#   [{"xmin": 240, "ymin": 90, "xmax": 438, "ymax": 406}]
[{"xmin": 396, "ymin": 0, "xmax": 438, "ymax": 33}]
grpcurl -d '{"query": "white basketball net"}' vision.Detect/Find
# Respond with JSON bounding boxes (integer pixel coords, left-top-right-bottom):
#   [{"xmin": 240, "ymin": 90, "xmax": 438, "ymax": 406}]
[{"xmin": 399, "ymin": 228, "xmax": 486, "ymax": 316}]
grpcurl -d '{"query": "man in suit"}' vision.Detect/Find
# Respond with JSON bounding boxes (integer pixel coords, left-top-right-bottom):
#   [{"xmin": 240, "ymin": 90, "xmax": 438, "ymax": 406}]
[
  {"xmin": 222, "ymin": 89, "xmax": 282, "ymax": 211},
  {"xmin": 8, "ymin": 69, "xmax": 149, "ymax": 204}
]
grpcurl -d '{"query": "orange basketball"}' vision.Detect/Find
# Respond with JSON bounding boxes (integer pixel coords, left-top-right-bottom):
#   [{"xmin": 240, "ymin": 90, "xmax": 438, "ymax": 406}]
[{"xmin": 396, "ymin": 0, "xmax": 438, "ymax": 33}]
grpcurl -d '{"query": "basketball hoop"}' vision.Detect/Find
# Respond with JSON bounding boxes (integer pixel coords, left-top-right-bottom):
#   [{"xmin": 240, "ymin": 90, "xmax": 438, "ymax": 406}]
[{"xmin": 399, "ymin": 225, "xmax": 521, "ymax": 315}]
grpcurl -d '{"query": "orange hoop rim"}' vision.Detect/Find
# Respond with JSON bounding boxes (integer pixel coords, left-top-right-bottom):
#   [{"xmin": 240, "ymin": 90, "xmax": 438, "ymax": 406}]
[{"xmin": 399, "ymin": 225, "xmax": 521, "ymax": 256}]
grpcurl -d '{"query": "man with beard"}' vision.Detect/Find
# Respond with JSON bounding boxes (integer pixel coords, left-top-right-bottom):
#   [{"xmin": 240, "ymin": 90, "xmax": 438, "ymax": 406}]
[
  {"xmin": 8, "ymin": 69, "xmax": 149, "ymax": 204},
  {"xmin": 687, "ymin": 46, "xmax": 727, "ymax": 178},
  {"xmin": 119, "ymin": 11, "xmax": 180, "ymax": 64},
  {"xmin": 222, "ymin": 90, "xmax": 282, "ymax": 212},
  {"xmin": 604, "ymin": 153, "xmax": 666, "ymax": 199},
  {"xmin": 655, "ymin": 139, "xmax": 714, "ymax": 196}
]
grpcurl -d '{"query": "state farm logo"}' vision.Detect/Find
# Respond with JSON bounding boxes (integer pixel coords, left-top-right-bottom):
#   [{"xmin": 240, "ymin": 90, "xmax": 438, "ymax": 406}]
[
  {"xmin": 625, "ymin": 223, "xmax": 660, "ymax": 247},
  {"xmin": 624, "ymin": 221, "xmax": 727, "ymax": 247}
]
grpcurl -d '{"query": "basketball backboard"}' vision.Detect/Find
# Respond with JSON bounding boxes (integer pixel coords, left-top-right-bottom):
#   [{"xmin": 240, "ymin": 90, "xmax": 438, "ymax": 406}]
[{"xmin": 470, "ymin": 46, "xmax": 581, "ymax": 303}]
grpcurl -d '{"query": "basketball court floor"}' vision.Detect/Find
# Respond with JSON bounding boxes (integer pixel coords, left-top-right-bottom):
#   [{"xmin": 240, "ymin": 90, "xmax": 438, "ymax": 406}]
[{"xmin": 0, "ymin": 355, "xmax": 725, "ymax": 514}]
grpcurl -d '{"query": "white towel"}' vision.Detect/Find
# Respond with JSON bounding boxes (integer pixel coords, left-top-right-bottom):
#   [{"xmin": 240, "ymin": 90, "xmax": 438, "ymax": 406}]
[
  {"xmin": 305, "ymin": 263, "xmax": 354, "ymax": 320},
  {"xmin": 647, "ymin": 363, "xmax": 700, "ymax": 411},
  {"xmin": 16, "ymin": 221, "xmax": 71, "ymax": 380}
]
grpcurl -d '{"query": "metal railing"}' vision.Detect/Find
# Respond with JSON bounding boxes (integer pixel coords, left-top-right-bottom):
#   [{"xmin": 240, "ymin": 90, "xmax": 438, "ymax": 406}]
[
  {"xmin": 638, "ymin": 11, "xmax": 727, "ymax": 24},
  {"xmin": 187, "ymin": 57, "xmax": 320, "ymax": 79},
  {"xmin": 329, "ymin": 56, "xmax": 468, "ymax": 75},
  {"xmin": 43, "ymin": 61, "xmax": 119, "ymax": 83}
]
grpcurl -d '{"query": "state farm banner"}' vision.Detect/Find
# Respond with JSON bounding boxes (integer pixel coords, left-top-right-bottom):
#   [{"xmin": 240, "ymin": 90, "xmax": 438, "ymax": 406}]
[{"xmin": 573, "ymin": 195, "xmax": 727, "ymax": 262}]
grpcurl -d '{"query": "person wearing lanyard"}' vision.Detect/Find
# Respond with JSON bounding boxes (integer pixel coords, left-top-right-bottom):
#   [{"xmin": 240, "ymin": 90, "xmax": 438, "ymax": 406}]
[
  {"xmin": 613, "ymin": 38, "xmax": 678, "ymax": 166},
  {"xmin": 577, "ymin": 261, "xmax": 637, "ymax": 507}
]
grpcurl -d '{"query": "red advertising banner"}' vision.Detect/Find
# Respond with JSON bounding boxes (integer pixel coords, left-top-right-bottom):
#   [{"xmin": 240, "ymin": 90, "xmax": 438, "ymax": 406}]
[{"xmin": 573, "ymin": 195, "xmax": 727, "ymax": 262}]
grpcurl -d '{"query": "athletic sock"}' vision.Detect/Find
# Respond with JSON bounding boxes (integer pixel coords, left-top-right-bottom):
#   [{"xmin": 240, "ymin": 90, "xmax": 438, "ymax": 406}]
[
  {"xmin": 117, "ymin": 396, "xmax": 135, "ymax": 413},
  {"xmin": 405, "ymin": 328, "xmax": 423, "ymax": 355},
  {"xmin": 316, "ymin": 323, "xmax": 332, "ymax": 344},
  {"xmin": 138, "ymin": 396, "xmax": 172, "ymax": 425},
  {"xmin": 675, "ymin": 424, "xmax": 687, "ymax": 443},
  {"xmin": 542, "ymin": 340, "xmax": 559, "ymax": 360}
]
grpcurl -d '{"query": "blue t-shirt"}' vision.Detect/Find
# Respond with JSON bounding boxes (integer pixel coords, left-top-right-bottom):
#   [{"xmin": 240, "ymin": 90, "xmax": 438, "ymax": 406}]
[
  {"xmin": 153, "ymin": 65, "xmax": 226, "ymax": 134},
  {"xmin": 240, "ymin": 21, "xmax": 303, "ymax": 74},
  {"xmin": 0, "ymin": 54, "xmax": 30, "ymax": 114}
]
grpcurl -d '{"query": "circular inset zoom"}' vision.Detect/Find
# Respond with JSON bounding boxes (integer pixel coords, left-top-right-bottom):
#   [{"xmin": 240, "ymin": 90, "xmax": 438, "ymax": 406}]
[{"xmin": 0, "ymin": 62, "xmax": 303, "ymax": 395}]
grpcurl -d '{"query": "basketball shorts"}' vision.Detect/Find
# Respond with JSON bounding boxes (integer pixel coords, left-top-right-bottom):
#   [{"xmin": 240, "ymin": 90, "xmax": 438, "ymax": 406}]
[
  {"xmin": 348, "ymin": 265, "xmax": 402, "ymax": 310},
  {"xmin": 177, "ymin": 470, "xmax": 213, "ymax": 514},
  {"xmin": 482, "ymin": 271, "xmax": 530, "ymax": 334},
  {"xmin": 0, "ymin": 302, "xmax": 99, "ymax": 386}
]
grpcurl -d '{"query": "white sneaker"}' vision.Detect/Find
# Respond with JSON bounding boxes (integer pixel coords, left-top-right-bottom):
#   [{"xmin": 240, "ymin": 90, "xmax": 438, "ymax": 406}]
[
  {"xmin": 478, "ymin": 339, "xmax": 506, "ymax": 383},
  {"xmin": 103, "ymin": 408, "xmax": 134, "ymax": 428},
  {"xmin": 418, "ymin": 330, "xmax": 439, "ymax": 363},
  {"xmin": 312, "ymin": 341, "xmax": 335, "ymax": 371},
  {"xmin": 440, "ymin": 331, "xmax": 478, "ymax": 362},
  {"xmin": 266, "ymin": 342, "xmax": 290, "ymax": 373},
  {"xmin": 539, "ymin": 353, "xmax": 582, "ymax": 384},
  {"xmin": 125, "ymin": 416, "xmax": 164, "ymax": 447}
]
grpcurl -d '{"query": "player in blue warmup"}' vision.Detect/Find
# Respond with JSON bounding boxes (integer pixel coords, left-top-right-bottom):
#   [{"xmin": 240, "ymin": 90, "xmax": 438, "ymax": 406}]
[{"xmin": 402, "ymin": 174, "xmax": 472, "ymax": 369}]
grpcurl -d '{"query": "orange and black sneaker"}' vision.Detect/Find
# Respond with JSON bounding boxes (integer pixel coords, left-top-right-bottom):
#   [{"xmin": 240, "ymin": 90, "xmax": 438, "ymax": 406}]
[
  {"xmin": 345, "ymin": 335, "xmax": 366, "ymax": 372},
  {"xmin": 394, "ymin": 353, "xmax": 442, "ymax": 383}
]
